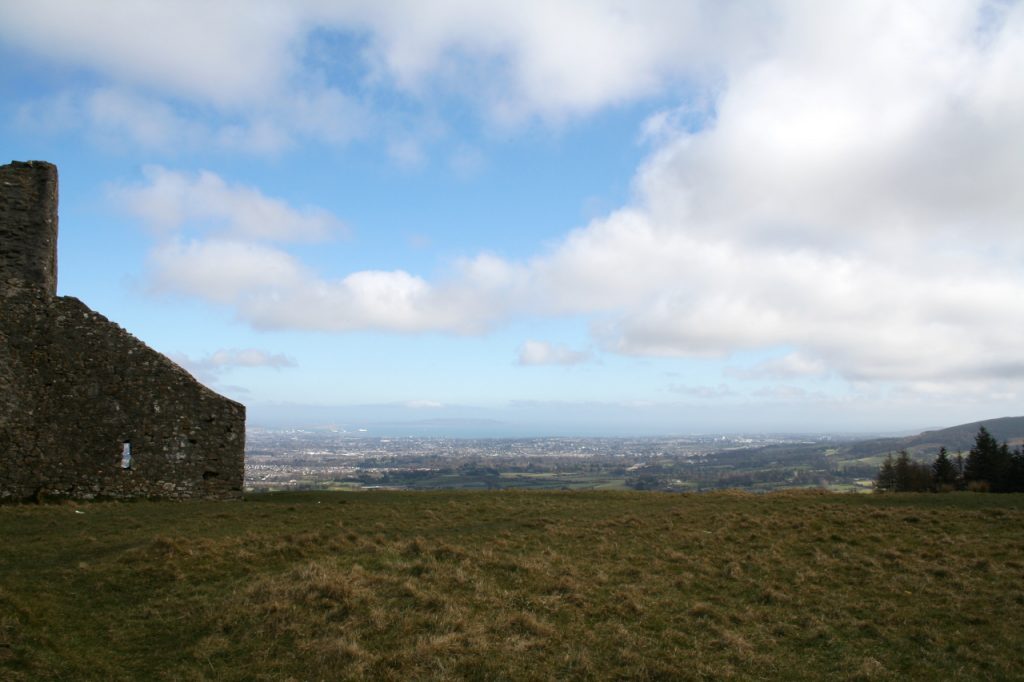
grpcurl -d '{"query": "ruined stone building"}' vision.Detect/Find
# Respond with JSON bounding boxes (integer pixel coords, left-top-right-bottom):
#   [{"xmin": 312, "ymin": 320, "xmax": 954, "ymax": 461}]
[{"xmin": 1, "ymin": 161, "xmax": 245, "ymax": 500}]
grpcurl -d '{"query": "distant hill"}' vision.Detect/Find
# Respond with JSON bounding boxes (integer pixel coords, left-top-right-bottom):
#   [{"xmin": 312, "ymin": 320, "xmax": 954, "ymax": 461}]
[
  {"xmin": 845, "ymin": 416, "xmax": 1024, "ymax": 458},
  {"xmin": 706, "ymin": 416, "xmax": 1024, "ymax": 477}
]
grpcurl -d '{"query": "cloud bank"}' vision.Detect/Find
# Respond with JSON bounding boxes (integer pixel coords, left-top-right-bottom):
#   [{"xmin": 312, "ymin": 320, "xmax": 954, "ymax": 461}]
[{"xmin": 73, "ymin": 1, "xmax": 1024, "ymax": 401}]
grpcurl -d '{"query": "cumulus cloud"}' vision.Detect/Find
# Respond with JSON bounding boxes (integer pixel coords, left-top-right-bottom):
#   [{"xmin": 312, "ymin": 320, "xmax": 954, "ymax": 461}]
[
  {"xmin": 122, "ymin": 170, "xmax": 532, "ymax": 331},
  {"xmin": 113, "ymin": 167, "xmax": 345, "ymax": 241},
  {"xmin": 517, "ymin": 340, "xmax": 590, "ymax": 366},
  {"xmin": 0, "ymin": 1, "xmax": 364, "ymax": 151},
  {"xmin": 0, "ymin": 1, "xmax": 743, "ymax": 148},
  {"xmin": 321, "ymin": 1, "xmax": 714, "ymax": 124},
  {"xmin": 244, "ymin": 268, "xmax": 446, "ymax": 333},
  {"xmin": 0, "ymin": 0, "xmax": 300, "ymax": 107},
  {"xmin": 148, "ymin": 239, "xmax": 308, "ymax": 304},
  {"xmin": 504, "ymin": 0, "xmax": 1024, "ymax": 393},
  {"xmin": 11, "ymin": 1, "xmax": 1017, "ymax": 157},
  {"xmin": 74, "ymin": 1, "xmax": 1024, "ymax": 400},
  {"xmin": 148, "ymin": 237, "xmax": 515, "ymax": 333}
]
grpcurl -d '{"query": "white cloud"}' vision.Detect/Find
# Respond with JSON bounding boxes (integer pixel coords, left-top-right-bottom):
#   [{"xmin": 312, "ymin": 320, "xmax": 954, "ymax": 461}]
[
  {"xmin": 75, "ymin": 1, "xmax": 1024, "ymax": 400},
  {"xmin": 0, "ymin": 2, "xmax": 366, "ymax": 151},
  {"xmin": 517, "ymin": 340, "xmax": 589, "ymax": 366},
  {"xmin": 0, "ymin": 0, "xmax": 749, "ymax": 148},
  {"xmin": 515, "ymin": 0, "xmax": 1024, "ymax": 391},
  {"xmin": 233, "ymin": 264, "xmax": 513, "ymax": 333},
  {"xmin": 316, "ymin": 0, "xmax": 751, "ymax": 125},
  {"xmin": 148, "ymin": 239, "xmax": 308, "ymax": 304},
  {"xmin": 15, "ymin": 1, "xmax": 1015, "ymax": 156},
  {"xmin": 113, "ymin": 167, "xmax": 345, "ymax": 242},
  {"xmin": 0, "ymin": 0, "xmax": 301, "ymax": 107},
  {"xmin": 147, "ymin": 236, "xmax": 504, "ymax": 332}
]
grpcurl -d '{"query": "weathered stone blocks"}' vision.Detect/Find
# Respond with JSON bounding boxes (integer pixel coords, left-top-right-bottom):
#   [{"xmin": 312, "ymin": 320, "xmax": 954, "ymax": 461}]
[{"xmin": 1, "ymin": 161, "xmax": 245, "ymax": 501}]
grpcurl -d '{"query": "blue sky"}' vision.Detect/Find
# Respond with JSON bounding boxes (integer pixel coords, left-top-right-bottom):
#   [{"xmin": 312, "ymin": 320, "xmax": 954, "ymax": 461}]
[{"xmin": 2, "ymin": 1, "xmax": 1024, "ymax": 435}]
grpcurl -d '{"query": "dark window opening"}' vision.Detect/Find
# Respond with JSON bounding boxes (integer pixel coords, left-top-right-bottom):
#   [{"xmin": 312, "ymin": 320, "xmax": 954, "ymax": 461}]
[
  {"xmin": 121, "ymin": 441, "xmax": 132, "ymax": 469},
  {"xmin": 203, "ymin": 470, "xmax": 219, "ymax": 480}
]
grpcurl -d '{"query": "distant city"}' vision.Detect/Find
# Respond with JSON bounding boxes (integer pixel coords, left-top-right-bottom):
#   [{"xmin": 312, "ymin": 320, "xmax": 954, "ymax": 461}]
[{"xmin": 245, "ymin": 428, "xmax": 873, "ymax": 494}]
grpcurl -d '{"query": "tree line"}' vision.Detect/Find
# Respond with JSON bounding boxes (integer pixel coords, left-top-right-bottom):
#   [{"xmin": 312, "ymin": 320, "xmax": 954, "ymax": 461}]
[{"xmin": 875, "ymin": 426, "xmax": 1024, "ymax": 492}]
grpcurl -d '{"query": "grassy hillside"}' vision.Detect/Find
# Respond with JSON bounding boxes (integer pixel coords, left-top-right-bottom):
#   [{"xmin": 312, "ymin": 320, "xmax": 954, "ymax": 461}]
[
  {"xmin": 2, "ymin": 490, "xmax": 1023, "ymax": 680},
  {"xmin": 910, "ymin": 416, "xmax": 1024, "ymax": 451},
  {"xmin": 844, "ymin": 416, "xmax": 1024, "ymax": 459}
]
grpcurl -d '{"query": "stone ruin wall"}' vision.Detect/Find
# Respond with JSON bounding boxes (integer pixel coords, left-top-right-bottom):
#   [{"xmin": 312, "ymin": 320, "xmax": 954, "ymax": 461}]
[
  {"xmin": 0, "ymin": 159, "xmax": 57, "ymax": 298},
  {"xmin": 0, "ymin": 161, "xmax": 245, "ymax": 501}
]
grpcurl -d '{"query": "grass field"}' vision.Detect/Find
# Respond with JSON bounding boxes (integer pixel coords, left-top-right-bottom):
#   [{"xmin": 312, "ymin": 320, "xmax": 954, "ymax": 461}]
[{"xmin": 2, "ymin": 490, "xmax": 1023, "ymax": 680}]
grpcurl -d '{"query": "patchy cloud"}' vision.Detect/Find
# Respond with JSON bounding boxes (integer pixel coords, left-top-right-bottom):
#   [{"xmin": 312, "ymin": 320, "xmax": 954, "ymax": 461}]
[
  {"xmin": 387, "ymin": 138, "xmax": 427, "ymax": 170},
  {"xmin": 172, "ymin": 348, "xmax": 296, "ymax": 386},
  {"xmin": 201, "ymin": 349, "xmax": 296, "ymax": 370},
  {"xmin": 113, "ymin": 166, "xmax": 345, "ymax": 241},
  {"xmin": 0, "ymin": 1, "xmax": 365, "ymax": 151},
  {"xmin": 0, "ymin": 1, "xmax": 752, "ymax": 149},
  {"xmin": 517, "ymin": 340, "xmax": 590, "ymax": 366}
]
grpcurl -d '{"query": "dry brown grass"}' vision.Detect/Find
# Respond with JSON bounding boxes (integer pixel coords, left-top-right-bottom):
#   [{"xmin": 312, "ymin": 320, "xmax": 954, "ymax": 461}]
[{"xmin": 1, "ymin": 490, "xmax": 1023, "ymax": 679}]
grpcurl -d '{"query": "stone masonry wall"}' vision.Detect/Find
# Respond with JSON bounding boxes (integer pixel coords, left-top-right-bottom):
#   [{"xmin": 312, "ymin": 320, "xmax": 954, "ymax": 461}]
[
  {"xmin": 1, "ymin": 160, "xmax": 245, "ymax": 501},
  {"xmin": 0, "ymin": 161, "xmax": 58, "ymax": 298},
  {"xmin": 0, "ymin": 294, "xmax": 245, "ymax": 500}
]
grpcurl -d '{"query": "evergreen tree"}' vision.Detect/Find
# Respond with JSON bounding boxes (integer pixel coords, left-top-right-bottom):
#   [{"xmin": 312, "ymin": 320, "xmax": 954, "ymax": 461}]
[
  {"xmin": 895, "ymin": 450, "xmax": 913, "ymax": 491},
  {"xmin": 932, "ymin": 446, "xmax": 957, "ymax": 491},
  {"xmin": 1008, "ymin": 446, "xmax": 1024, "ymax": 493},
  {"xmin": 964, "ymin": 426, "xmax": 1010, "ymax": 491},
  {"xmin": 875, "ymin": 453, "xmax": 896, "ymax": 493},
  {"xmin": 954, "ymin": 451, "xmax": 966, "ymax": 490},
  {"xmin": 996, "ymin": 442, "xmax": 1013, "ymax": 491},
  {"xmin": 891, "ymin": 450, "xmax": 933, "ymax": 492}
]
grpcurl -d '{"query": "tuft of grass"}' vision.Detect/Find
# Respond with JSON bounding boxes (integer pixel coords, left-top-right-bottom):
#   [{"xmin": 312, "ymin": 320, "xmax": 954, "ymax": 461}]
[{"xmin": 1, "ymin": 490, "xmax": 1023, "ymax": 679}]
